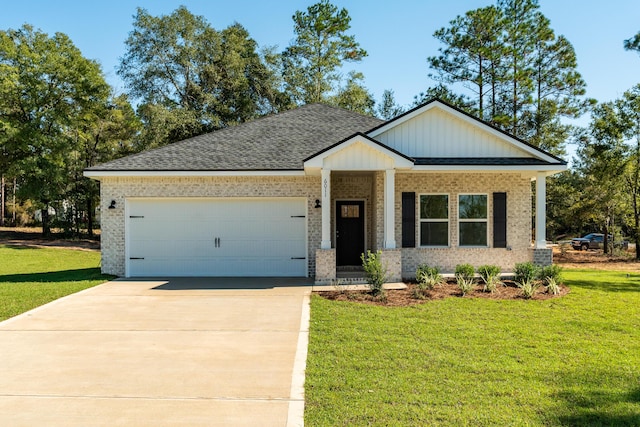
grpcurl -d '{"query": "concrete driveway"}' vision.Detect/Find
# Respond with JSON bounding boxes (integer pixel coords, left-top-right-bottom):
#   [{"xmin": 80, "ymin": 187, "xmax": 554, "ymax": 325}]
[{"xmin": 0, "ymin": 277, "xmax": 313, "ymax": 426}]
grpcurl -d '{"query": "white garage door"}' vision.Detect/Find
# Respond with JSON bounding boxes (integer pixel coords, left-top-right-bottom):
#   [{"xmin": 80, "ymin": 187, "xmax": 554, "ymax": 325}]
[{"xmin": 126, "ymin": 198, "xmax": 307, "ymax": 277}]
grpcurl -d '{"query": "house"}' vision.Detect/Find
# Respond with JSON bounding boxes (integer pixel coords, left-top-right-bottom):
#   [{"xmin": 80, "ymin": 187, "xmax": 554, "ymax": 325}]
[{"xmin": 84, "ymin": 99, "xmax": 567, "ymax": 282}]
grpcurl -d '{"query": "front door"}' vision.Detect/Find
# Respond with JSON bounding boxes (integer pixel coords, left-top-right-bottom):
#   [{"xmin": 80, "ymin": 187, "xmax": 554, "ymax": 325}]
[{"xmin": 336, "ymin": 200, "xmax": 365, "ymax": 266}]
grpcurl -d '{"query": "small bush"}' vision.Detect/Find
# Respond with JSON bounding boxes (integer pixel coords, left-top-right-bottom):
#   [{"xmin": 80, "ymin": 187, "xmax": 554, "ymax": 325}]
[
  {"xmin": 514, "ymin": 262, "xmax": 539, "ymax": 284},
  {"xmin": 457, "ymin": 276, "xmax": 476, "ymax": 296},
  {"xmin": 361, "ymin": 250, "xmax": 387, "ymax": 296},
  {"xmin": 416, "ymin": 264, "xmax": 443, "ymax": 291},
  {"xmin": 518, "ymin": 279, "xmax": 540, "ymax": 299},
  {"xmin": 537, "ymin": 264, "xmax": 563, "ymax": 285},
  {"xmin": 477, "ymin": 265, "xmax": 502, "ymax": 293},
  {"xmin": 455, "ymin": 263, "xmax": 475, "ymax": 281},
  {"xmin": 546, "ymin": 277, "xmax": 561, "ymax": 295}
]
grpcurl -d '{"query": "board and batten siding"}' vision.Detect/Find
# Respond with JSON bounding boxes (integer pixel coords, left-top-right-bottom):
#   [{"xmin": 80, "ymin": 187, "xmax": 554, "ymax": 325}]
[{"xmin": 375, "ymin": 108, "xmax": 529, "ymax": 158}]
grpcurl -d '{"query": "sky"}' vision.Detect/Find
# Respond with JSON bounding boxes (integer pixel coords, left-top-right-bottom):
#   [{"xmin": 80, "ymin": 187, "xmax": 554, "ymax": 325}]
[{"xmin": 1, "ymin": 0, "xmax": 639, "ymax": 118}]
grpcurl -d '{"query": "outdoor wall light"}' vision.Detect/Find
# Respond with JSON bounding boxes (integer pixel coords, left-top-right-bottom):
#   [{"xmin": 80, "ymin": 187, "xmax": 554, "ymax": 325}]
[
  {"xmin": 314, "ymin": 199, "xmax": 321, "ymax": 208},
  {"xmin": 108, "ymin": 200, "xmax": 117, "ymax": 209}
]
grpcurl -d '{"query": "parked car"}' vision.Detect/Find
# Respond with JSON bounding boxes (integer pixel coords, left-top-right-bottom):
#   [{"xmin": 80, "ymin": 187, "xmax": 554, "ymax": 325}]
[{"xmin": 571, "ymin": 233, "xmax": 629, "ymax": 251}]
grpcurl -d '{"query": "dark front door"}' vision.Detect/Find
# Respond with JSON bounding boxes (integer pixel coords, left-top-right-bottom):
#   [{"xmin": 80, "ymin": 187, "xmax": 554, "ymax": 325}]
[{"xmin": 336, "ymin": 200, "xmax": 365, "ymax": 266}]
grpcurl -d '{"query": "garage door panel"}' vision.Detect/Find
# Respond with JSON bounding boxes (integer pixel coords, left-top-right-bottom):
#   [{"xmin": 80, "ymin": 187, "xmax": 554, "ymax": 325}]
[{"xmin": 127, "ymin": 198, "xmax": 307, "ymax": 277}]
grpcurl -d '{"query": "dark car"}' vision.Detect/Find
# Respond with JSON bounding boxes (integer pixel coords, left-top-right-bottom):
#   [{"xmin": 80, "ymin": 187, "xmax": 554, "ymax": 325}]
[{"xmin": 571, "ymin": 233, "xmax": 628, "ymax": 251}]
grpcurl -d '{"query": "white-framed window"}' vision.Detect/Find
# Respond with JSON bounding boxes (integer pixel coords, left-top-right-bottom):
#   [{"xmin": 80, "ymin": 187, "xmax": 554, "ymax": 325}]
[
  {"xmin": 458, "ymin": 194, "xmax": 488, "ymax": 246},
  {"xmin": 419, "ymin": 194, "xmax": 449, "ymax": 246}
]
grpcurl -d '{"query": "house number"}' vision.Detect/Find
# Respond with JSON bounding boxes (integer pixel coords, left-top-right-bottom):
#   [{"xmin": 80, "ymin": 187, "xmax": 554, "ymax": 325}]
[{"xmin": 323, "ymin": 178, "xmax": 328, "ymax": 197}]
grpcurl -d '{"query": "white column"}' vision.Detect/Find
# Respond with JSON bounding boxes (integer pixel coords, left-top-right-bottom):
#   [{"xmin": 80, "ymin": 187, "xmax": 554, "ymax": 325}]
[
  {"xmin": 320, "ymin": 168, "xmax": 332, "ymax": 249},
  {"xmin": 384, "ymin": 169, "xmax": 396, "ymax": 249},
  {"xmin": 535, "ymin": 172, "xmax": 547, "ymax": 249}
]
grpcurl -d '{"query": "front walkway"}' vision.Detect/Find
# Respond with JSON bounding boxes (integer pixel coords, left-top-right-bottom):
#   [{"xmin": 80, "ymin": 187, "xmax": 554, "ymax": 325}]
[{"xmin": 0, "ymin": 277, "xmax": 312, "ymax": 426}]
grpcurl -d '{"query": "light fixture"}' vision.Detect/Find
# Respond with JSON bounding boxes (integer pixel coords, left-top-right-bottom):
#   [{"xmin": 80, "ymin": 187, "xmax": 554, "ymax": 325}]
[
  {"xmin": 108, "ymin": 200, "xmax": 116, "ymax": 209},
  {"xmin": 314, "ymin": 199, "xmax": 321, "ymax": 208}
]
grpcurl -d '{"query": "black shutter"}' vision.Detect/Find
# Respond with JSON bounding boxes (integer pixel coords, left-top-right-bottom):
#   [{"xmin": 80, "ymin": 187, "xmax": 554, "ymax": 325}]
[
  {"xmin": 493, "ymin": 192, "xmax": 507, "ymax": 248},
  {"xmin": 402, "ymin": 192, "xmax": 416, "ymax": 248}
]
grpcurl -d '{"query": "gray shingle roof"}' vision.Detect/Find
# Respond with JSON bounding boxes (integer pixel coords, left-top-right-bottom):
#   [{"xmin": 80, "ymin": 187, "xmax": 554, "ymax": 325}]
[
  {"xmin": 413, "ymin": 157, "xmax": 558, "ymax": 166},
  {"xmin": 87, "ymin": 103, "xmax": 384, "ymax": 171}
]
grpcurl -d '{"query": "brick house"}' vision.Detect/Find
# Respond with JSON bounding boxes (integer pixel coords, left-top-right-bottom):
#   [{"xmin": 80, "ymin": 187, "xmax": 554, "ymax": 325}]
[{"xmin": 84, "ymin": 99, "xmax": 566, "ymax": 282}]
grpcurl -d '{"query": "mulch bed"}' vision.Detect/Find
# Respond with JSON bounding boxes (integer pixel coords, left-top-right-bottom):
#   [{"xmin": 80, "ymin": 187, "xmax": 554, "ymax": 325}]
[{"xmin": 316, "ymin": 281, "xmax": 570, "ymax": 307}]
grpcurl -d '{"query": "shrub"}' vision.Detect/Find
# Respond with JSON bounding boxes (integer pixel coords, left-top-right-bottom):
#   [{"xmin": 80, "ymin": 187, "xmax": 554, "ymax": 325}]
[
  {"xmin": 416, "ymin": 264, "xmax": 443, "ymax": 291},
  {"xmin": 537, "ymin": 264, "xmax": 563, "ymax": 285},
  {"xmin": 361, "ymin": 250, "xmax": 387, "ymax": 296},
  {"xmin": 477, "ymin": 264, "xmax": 502, "ymax": 293},
  {"xmin": 518, "ymin": 279, "xmax": 540, "ymax": 299},
  {"xmin": 455, "ymin": 263, "xmax": 475, "ymax": 281},
  {"xmin": 457, "ymin": 276, "xmax": 476, "ymax": 296},
  {"xmin": 546, "ymin": 277, "xmax": 561, "ymax": 295},
  {"xmin": 514, "ymin": 262, "xmax": 539, "ymax": 284}
]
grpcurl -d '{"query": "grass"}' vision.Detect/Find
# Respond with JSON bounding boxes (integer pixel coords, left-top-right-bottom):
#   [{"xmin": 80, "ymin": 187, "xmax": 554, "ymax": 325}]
[
  {"xmin": 305, "ymin": 269, "xmax": 640, "ymax": 426},
  {"xmin": 0, "ymin": 245, "xmax": 112, "ymax": 321}
]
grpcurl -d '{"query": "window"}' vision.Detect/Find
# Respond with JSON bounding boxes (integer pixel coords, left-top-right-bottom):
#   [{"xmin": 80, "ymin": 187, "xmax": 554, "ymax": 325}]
[
  {"xmin": 459, "ymin": 194, "xmax": 488, "ymax": 246},
  {"xmin": 420, "ymin": 194, "xmax": 449, "ymax": 246}
]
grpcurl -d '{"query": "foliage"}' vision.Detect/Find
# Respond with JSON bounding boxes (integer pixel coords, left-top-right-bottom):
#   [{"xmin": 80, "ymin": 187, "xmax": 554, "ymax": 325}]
[
  {"xmin": 477, "ymin": 264, "xmax": 502, "ymax": 293},
  {"xmin": 376, "ymin": 89, "xmax": 405, "ymax": 120},
  {"xmin": 456, "ymin": 275, "xmax": 476, "ymax": 296},
  {"xmin": 0, "ymin": 24, "xmax": 123, "ymax": 236},
  {"xmin": 537, "ymin": 264, "xmax": 563, "ymax": 285},
  {"xmin": 624, "ymin": 31, "xmax": 640, "ymax": 53},
  {"xmin": 282, "ymin": 0, "xmax": 367, "ymax": 105},
  {"xmin": 118, "ymin": 7, "xmax": 285, "ymax": 148},
  {"xmin": 454, "ymin": 263, "xmax": 475, "ymax": 281},
  {"xmin": 416, "ymin": 264, "xmax": 443, "ymax": 292},
  {"xmin": 427, "ymin": 0, "xmax": 587, "ymax": 155},
  {"xmin": 545, "ymin": 277, "xmax": 560, "ymax": 295},
  {"xmin": 360, "ymin": 250, "xmax": 387, "ymax": 296},
  {"xmin": 0, "ymin": 245, "xmax": 111, "ymax": 321},
  {"xmin": 517, "ymin": 278, "xmax": 540, "ymax": 299},
  {"xmin": 307, "ymin": 269, "xmax": 640, "ymax": 425},
  {"xmin": 514, "ymin": 261, "xmax": 538, "ymax": 284},
  {"xmin": 330, "ymin": 71, "xmax": 375, "ymax": 116}
]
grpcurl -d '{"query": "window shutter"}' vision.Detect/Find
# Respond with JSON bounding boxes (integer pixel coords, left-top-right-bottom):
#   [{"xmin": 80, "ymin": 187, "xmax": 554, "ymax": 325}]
[
  {"xmin": 493, "ymin": 192, "xmax": 507, "ymax": 248},
  {"xmin": 402, "ymin": 192, "xmax": 416, "ymax": 247}
]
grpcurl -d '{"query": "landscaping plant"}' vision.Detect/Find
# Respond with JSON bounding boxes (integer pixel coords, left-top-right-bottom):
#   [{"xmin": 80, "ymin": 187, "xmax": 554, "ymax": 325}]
[
  {"xmin": 416, "ymin": 264, "xmax": 443, "ymax": 290},
  {"xmin": 477, "ymin": 264, "xmax": 502, "ymax": 293},
  {"xmin": 545, "ymin": 277, "xmax": 561, "ymax": 295},
  {"xmin": 517, "ymin": 278, "xmax": 540, "ymax": 299},
  {"xmin": 514, "ymin": 261, "xmax": 539, "ymax": 284},
  {"xmin": 360, "ymin": 250, "xmax": 387, "ymax": 296},
  {"xmin": 537, "ymin": 264, "xmax": 563, "ymax": 285},
  {"xmin": 454, "ymin": 263, "xmax": 475, "ymax": 281}
]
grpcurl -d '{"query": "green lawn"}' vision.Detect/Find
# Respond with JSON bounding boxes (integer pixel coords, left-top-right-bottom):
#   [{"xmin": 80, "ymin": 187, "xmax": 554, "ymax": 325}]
[
  {"xmin": 0, "ymin": 245, "xmax": 112, "ymax": 321},
  {"xmin": 305, "ymin": 269, "xmax": 640, "ymax": 426}
]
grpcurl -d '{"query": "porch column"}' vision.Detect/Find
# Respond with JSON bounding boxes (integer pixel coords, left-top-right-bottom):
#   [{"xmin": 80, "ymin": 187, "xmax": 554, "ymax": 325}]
[
  {"xmin": 384, "ymin": 169, "xmax": 396, "ymax": 249},
  {"xmin": 535, "ymin": 172, "xmax": 547, "ymax": 249},
  {"xmin": 321, "ymin": 168, "xmax": 332, "ymax": 249}
]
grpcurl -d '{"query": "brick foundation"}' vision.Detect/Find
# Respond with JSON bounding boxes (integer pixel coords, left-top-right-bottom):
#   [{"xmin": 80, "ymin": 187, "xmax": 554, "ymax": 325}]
[{"xmin": 532, "ymin": 248, "xmax": 553, "ymax": 266}]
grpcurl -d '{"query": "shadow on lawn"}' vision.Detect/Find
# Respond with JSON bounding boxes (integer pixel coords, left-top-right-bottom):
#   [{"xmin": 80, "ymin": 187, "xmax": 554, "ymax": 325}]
[
  {"xmin": 567, "ymin": 277, "xmax": 640, "ymax": 293},
  {"xmin": 554, "ymin": 385, "xmax": 640, "ymax": 426},
  {"xmin": 0, "ymin": 268, "xmax": 110, "ymax": 283}
]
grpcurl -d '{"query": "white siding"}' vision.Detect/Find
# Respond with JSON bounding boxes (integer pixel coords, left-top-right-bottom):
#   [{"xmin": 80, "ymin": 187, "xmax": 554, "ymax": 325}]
[
  {"xmin": 323, "ymin": 141, "xmax": 395, "ymax": 170},
  {"xmin": 376, "ymin": 108, "xmax": 530, "ymax": 158}
]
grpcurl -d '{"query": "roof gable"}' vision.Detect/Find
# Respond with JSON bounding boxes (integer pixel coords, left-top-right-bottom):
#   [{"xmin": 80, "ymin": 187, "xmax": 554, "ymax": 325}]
[
  {"xmin": 304, "ymin": 133, "xmax": 413, "ymax": 171},
  {"xmin": 368, "ymin": 99, "xmax": 564, "ymax": 164}
]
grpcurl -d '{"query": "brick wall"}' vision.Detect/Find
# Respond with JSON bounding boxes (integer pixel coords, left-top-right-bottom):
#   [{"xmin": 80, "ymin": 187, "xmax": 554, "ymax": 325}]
[
  {"xmin": 395, "ymin": 172, "xmax": 533, "ymax": 276},
  {"xmin": 99, "ymin": 175, "xmax": 321, "ymax": 276}
]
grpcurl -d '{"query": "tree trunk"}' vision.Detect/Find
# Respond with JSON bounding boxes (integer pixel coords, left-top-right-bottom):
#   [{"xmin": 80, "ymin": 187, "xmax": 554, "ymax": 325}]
[
  {"xmin": 87, "ymin": 196, "xmax": 94, "ymax": 237},
  {"xmin": 603, "ymin": 223, "xmax": 609, "ymax": 255},
  {"xmin": 0, "ymin": 175, "xmax": 4, "ymax": 227},
  {"xmin": 42, "ymin": 206, "xmax": 50, "ymax": 237}
]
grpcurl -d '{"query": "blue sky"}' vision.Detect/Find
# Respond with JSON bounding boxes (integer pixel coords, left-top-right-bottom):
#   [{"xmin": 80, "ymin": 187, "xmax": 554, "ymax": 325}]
[{"xmin": 1, "ymin": 0, "xmax": 638, "ymax": 112}]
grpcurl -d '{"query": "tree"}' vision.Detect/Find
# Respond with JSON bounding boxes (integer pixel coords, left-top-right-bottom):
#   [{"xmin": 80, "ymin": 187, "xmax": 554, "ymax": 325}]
[
  {"xmin": 624, "ymin": 31, "xmax": 640, "ymax": 53},
  {"xmin": 376, "ymin": 89, "xmax": 405, "ymax": 120},
  {"xmin": 330, "ymin": 71, "xmax": 375, "ymax": 116},
  {"xmin": 0, "ymin": 25, "xmax": 111, "ymax": 235},
  {"xmin": 118, "ymin": 7, "xmax": 284, "ymax": 148},
  {"xmin": 426, "ymin": 0, "xmax": 586, "ymax": 154},
  {"xmin": 428, "ymin": 5, "xmax": 504, "ymax": 122},
  {"xmin": 413, "ymin": 84, "xmax": 475, "ymax": 112},
  {"xmin": 282, "ymin": 0, "xmax": 367, "ymax": 105}
]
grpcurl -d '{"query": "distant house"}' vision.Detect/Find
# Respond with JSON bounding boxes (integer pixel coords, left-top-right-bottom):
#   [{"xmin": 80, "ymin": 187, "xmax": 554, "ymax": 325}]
[{"xmin": 85, "ymin": 99, "xmax": 566, "ymax": 282}]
